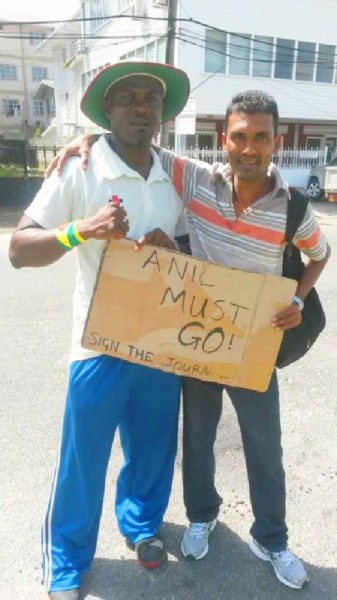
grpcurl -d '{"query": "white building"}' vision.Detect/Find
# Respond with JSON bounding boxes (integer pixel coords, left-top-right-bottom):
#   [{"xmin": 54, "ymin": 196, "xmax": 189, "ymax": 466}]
[
  {"xmin": 36, "ymin": 0, "xmax": 337, "ymax": 160},
  {"xmin": 0, "ymin": 11, "xmax": 54, "ymax": 140},
  {"xmin": 174, "ymin": 0, "xmax": 337, "ymax": 161},
  {"xmin": 37, "ymin": 0, "xmax": 169, "ymax": 143},
  {"xmin": 35, "ymin": 15, "xmax": 82, "ymax": 143}
]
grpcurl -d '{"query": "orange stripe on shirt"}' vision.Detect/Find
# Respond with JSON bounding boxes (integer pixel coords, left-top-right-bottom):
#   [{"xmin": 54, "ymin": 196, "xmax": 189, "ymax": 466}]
[
  {"xmin": 173, "ymin": 157, "xmax": 185, "ymax": 199},
  {"xmin": 189, "ymin": 199, "xmax": 285, "ymax": 245},
  {"xmin": 295, "ymin": 226, "xmax": 321, "ymax": 250}
]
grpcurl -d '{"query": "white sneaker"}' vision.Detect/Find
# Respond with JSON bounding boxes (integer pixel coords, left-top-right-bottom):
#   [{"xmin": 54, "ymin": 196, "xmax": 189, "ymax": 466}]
[
  {"xmin": 49, "ymin": 590, "xmax": 80, "ymax": 600},
  {"xmin": 249, "ymin": 538, "xmax": 309, "ymax": 589},
  {"xmin": 181, "ymin": 519, "xmax": 217, "ymax": 560}
]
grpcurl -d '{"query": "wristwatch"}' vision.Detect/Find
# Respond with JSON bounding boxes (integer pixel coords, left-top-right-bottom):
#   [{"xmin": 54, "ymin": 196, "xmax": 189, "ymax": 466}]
[{"xmin": 292, "ymin": 295, "xmax": 304, "ymax": 312}]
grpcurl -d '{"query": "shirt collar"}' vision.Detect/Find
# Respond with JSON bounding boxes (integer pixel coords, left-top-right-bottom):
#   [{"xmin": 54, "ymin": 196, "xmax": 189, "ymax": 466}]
[
  {"xmin": 95, "ymin": 135, "xmax": 171, "ymax": 183},
  {"xmin": 215, "ymin": 161, "xmax": 288, "ymax": 199}
]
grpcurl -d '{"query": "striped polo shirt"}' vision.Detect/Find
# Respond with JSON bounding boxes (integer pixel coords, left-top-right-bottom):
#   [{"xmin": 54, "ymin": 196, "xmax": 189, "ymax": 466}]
[{"xmin": 159, "ymin": 149, "xmax": 328, "ymax": 276}]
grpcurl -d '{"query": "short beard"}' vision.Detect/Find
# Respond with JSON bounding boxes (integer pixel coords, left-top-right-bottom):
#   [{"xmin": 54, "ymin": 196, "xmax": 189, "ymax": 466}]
[
  {"xmin": 236, "ymin": 169, "xmax": 261, "ymax": 180},
  {"xmin": 132, "ymin": 132, "xmax": 153, "ymax": 148}
]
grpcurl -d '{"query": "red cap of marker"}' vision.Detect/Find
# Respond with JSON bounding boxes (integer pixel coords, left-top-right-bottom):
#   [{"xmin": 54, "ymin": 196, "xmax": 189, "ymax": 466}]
[{"xmin": 111, "ymin": 194, "xmax": 121, "ymax": 206}]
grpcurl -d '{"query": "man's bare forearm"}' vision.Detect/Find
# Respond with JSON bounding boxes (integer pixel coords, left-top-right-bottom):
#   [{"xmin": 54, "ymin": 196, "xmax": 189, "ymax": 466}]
[
  {"xmin": 9, "ymin": 221, "xmax": 67, "ymax": 268},
  {"xmin": 296, "ymin": 245, "xmax": 331, "ymax": 300},
  {"xmin": 9, "ymin": 202, "xmax": 129, "ymax": 269}
]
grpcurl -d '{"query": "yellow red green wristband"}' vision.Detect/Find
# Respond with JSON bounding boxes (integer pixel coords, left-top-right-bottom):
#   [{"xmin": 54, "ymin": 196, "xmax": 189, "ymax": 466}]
[
  {"xmin": 73, "ymin": 220, "xmax": 86, "ymax": 243},
  {"xmin": 55, "ymin": 220, "xmax": 87, "ymax": 251},
  {"xmin": 55, "ymin": 228, "xmax": 72, "ymax": 250}
]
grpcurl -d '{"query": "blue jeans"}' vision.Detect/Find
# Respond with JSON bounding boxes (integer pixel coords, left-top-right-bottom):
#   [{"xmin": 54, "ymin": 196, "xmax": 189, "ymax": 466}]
[{"xmin": 182, "ymin": 371, "xmax": 287, "ymax": 552}]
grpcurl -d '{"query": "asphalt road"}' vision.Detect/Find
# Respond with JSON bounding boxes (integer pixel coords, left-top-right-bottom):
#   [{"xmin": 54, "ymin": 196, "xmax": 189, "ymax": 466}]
[{"xmin": 1, "ymin": 214, "xmax": 336, "ymax": 600}]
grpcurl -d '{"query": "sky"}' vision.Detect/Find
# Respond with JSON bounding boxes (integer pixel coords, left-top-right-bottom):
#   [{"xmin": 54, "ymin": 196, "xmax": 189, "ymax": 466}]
[{"xmin": 0, "ymin": 0, "xmax": 81, "ymax": 22}]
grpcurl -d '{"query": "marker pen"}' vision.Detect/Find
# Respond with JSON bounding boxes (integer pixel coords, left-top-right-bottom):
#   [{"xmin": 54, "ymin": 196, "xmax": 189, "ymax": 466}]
[{"xmin": 110, "ymin": 195, "xmax": 123, "ymax": 207}]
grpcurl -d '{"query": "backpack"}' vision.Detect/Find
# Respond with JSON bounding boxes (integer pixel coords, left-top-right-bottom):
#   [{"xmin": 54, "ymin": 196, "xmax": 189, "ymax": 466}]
[{"xmin": 276, "ymin": 187, "xmax": 326, "ymax": 368}]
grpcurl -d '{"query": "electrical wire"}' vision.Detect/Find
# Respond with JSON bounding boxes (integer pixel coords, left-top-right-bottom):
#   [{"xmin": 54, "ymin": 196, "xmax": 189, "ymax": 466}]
[
  {"xmin": 173, "ymin": 33, "xmax": 337, "ymax": 101},
  {"xmin": 1, "ymin": 13, "xmax": 336, "ymax": 60},
  {"xmin": 1, "ymin": 12, "xmax": 336, "ymax": 119}
]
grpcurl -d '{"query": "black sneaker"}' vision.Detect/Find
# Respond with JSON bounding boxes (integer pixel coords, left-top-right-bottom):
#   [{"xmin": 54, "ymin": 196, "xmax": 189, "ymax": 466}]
[{"xmin": 128, "ymin": 536, "xmax": 166, "ymax": 569}]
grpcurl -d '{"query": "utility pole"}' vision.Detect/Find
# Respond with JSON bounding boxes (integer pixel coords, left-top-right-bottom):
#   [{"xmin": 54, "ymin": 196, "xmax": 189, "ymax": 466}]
[
  {"xmin": 160, "ymin": 0, "xmax": 178, "ymax": 148},
  {"xmin": 19, "ymin": 23, "xmax": 29, "ymax": 143}
]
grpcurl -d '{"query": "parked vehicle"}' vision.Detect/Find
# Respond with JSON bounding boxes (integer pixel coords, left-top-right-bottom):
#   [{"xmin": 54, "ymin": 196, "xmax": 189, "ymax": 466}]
[
  {"xmin": 324, "ymin": 163, "xmax": 337, "ymax": 202},
  {"xmin": 307, "ymin": 156, "xmax": 337, "ymax": 199}
]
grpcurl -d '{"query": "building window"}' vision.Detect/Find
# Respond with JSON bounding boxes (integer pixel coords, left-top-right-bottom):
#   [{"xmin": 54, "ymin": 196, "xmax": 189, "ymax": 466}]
[
  {"xmin": 29, "ymin": 31, "xmax": 46, "ymax": 46},
  {"xmin": 274, "ymin": 38, "xmax": 295, "ymax": 79},
  {"xmin": 121, "ymin": 39, "xmax": 167, "ymax": 63},
  {"xmin": 168, "ymin": 132, "xmax": 217, "ymax": 149},
  {"xmin": 0, "ymin": 64, "xmax": 17, "ymax": 79},
  {"xmin": 316, "ymin": 44, "xmax": 335, "ymax": 83},
  {"xmin": 146, "ymin": 41, "xmax": 156, "ymax": 61},
  {"xmin": 157, "ymin": 37, "xmax": 166, "ymax": 62},
  {"xmin": 203, "ymin": 32, "xmax": 336, "ymax": 86},
  {"xmin": 2, "ymin": 98, "xmax": 21, "ymax": 116},
  {"xmin": 205, "ymin": 29, "xmax": 226, "ymax": 73},
  {"xmin": 82, "ymin": 65, "xmax": 108, "ymax": 92},
  {"xmin": 47, "ymin": 96, "xmax": 56, "ymax": 115},
  {"xmin": 252, "ymin": 36, "xmax": 273, "ymax": 77},
  {"xmin": 306, "ymin": 137, "xmax": 322, "ymax": 150},
  {"xmin": 135, "ymin": 47, "xmax": 145, "ymax": 58},
  {"xmin": 32, "ymin": 66, "xmax": 48, "ymax": 81},
  {"xmin": 33, "ymin": 100, "xmax": 45, "ymax": 116},
  {"xmin": 296, "ymin": 41, "xmax": 315, "ymax": 81},
  {"xmin": 89, "ymin": 0, "xmax": 113, "ymax": 31},
  {"xmin": 228, "ymin": 34, "xmax": 250, "ymax": 76}
]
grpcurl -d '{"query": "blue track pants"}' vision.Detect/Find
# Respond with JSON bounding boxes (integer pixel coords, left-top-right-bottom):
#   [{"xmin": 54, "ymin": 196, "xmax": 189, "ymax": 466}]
[{"xmin": 42, "ymin": 355, "xmax": 181, "ymax": 592}]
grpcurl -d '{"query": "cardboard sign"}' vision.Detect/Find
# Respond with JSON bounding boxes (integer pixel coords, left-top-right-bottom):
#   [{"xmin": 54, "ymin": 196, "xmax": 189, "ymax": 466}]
[{"xmin": 82, "ymin": 239, "xmax": 297, "ymax": 392}]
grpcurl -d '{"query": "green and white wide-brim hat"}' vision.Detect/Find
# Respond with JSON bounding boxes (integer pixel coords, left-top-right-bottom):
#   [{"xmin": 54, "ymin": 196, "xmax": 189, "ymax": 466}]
[{"xmin": 80, "ymin": 60, "xmax": 190, "ymax": 130}]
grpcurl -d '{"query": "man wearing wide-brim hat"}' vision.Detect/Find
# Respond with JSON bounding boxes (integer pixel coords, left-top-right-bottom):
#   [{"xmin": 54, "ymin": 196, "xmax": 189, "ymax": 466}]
[{"xmin": 9, "ymin": 60, "xmax": 190, "ymax": 600}]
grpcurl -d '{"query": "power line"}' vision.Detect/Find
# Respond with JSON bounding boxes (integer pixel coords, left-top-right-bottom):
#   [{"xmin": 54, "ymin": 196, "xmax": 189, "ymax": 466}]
[
  {"xmin": 3, "ymin": 32, "xmax": 337, "ymax": 105},
  {"xmin": 177, "ymin": 0, "xmax": 193, "ymax": 19},
  {"xmin": 2, "ymin": 28, "xmax": 336, "ymax": 88},
  {"xmin": 1, "ymin": 12, "xmax": 336, "ymax": 120},
  {"xmin": 178, "ymin": 29, "xmax": 337, "ymax": 65},
  {"xmin": 1, "ymin": 14, "xmax": 336, "ymax": 59},
  {"xmin": 175, "ymin": 32, "xmax": 337, "ymax": 80},
  {"xmin": 2, "ymin": 28, "xmax": 335, "ymax": 69},
  {"xmin": 0, "ymin": 32, "xmax": 167, "ymax": 41}
]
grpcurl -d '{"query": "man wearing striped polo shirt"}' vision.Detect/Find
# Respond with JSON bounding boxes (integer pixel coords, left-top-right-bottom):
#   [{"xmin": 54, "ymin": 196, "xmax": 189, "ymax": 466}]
[
  {"xmin": 50, "ymin": 90, "xmax": 330, "ymax": 590},
  {"xmin": 159, "ymin": 90, "xmax": 329, "ymax": 590}
]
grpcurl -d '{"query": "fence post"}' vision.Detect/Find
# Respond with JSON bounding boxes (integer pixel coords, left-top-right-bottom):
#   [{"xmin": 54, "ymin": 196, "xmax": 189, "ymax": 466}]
[{"xmin": 23, "ymin": 143, "xmax": 29, "ymax": 206}]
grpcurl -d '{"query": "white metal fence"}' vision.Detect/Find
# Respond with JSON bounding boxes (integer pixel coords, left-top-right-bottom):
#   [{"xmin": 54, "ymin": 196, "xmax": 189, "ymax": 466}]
[
  {"xmin": 1, "ymin": 144, "xmax": 332, "ymax": 174},
  {"xmin": 171, "ymin": 147, "xmax": 329, "ymax": 169}
]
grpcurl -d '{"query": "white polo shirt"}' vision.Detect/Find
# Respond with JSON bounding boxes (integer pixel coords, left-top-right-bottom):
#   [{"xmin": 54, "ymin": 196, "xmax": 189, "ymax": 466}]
[{"xmin": 25, "ymin": 136, "xmax": 185, "ymax": 361}]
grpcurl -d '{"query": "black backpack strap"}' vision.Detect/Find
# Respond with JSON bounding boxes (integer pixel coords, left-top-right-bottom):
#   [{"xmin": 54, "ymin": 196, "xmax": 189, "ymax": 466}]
[
  {"xmin": 285, "ymin": 187, "xmax": 309, "ymax": 242},
  {"xmin": 283, "ymin": 188, "xmax": 309, "ymax": 280}
]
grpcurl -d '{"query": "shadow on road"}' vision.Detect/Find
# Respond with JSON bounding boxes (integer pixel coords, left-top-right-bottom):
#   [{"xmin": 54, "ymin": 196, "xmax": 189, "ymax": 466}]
[{"xmin": 81, "ymin": 522, "xmax": 337, "ymax": 600}]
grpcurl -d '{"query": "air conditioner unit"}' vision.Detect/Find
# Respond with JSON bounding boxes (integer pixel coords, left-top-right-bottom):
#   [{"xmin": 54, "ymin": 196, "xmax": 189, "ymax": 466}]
[{"xmin": 73, "ymin": 38, "xmax": 86, "ymax": 56}]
